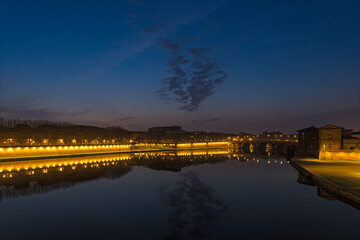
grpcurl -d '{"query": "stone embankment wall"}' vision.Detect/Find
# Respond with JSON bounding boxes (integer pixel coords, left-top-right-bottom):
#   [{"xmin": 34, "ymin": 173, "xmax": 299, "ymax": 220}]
[
  {"xmin": 0, "ymin": 145, "xmax": 132, "ymax": 159},
  {"xmin": 0, "ymin": 142, "xmax": 230, "ymax": 160}
]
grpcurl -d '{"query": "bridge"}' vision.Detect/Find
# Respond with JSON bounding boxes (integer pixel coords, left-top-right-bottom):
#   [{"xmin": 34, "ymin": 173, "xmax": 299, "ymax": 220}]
[{"xmin": 229, "ymin": 138, "xmax": 298, "ymax": 157}]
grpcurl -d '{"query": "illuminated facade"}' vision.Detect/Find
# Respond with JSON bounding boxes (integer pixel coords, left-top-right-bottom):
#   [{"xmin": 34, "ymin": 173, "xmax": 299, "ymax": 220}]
[
  {"xmin": 319, "ymin": 125, "xmax": 342, "ymax": 151},
  {"xmin": 297, "ymin": 124, "xmax": 360, "ymax": 159}
]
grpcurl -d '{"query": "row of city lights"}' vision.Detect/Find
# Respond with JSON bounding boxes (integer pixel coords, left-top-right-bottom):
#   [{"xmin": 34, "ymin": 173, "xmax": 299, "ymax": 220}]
[
  {"xmin": 0, "ymin": 144, "xmax": 131, "ymax": 153},
  {"xmin": 177, "ymin": 142, "xmax": 229, "ymax": 147},
  {"xmin": 0, "ymin": 142, "xmax": 229, "ymax": 153}
]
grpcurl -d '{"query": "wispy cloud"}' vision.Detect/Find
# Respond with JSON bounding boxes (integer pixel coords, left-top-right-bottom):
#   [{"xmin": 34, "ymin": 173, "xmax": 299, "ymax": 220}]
[
  {"xmin": 0, "ymin": 98, "xmax": 136, "ymax": 127},
  {"xmin": 142, "ymin": 24, "xmax": 158, "ymax": 34},
  {"xmin": 191, "ymin": 117, "xmax": 219, "ymax": 124},
  {"xmin": 156, "ymin": 38, "xmax": 227, "ymax": 111},
  {"xmin": 124, "ymin": 0, "xmax": 144, "ymax": 4},
  {"xmin": 114, "ymin": 116, "xmax": 138, "ymax": 122},
  {"xmin": 76, "ymin": 1, "xmax": 218, "ymax": 83}
]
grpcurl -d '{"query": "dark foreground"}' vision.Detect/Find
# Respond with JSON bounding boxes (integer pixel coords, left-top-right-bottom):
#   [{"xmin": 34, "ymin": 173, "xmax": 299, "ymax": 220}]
[{"xmin": 0, "ymin": 151, "xmax": 359, "ymax": 240}]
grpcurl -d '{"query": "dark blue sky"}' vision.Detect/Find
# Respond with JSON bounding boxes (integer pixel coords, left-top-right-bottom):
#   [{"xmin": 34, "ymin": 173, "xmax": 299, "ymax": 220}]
[{"xmin": 1, "ymin": 0, "xmax": 359, "ymax": 133}]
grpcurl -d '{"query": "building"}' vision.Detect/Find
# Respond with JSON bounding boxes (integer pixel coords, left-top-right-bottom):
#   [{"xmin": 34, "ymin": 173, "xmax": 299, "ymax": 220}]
[
  {"xmin": 148, "ymin": 126, "xmax": 184, "ymax": 137},
  {"xmin": 238, "ymin": 132, "xmax": 253, "ymax": 138},
  {"xmin": 297, "ymin": 124, "xmax": 360, "ymax": 158},
  {"xmin": 297, "ymin": 126, "xmax": 319, "ymax": 157},
  {"xmin": 319, "ymin": 125, "xmax": 342, "ymax": 151}
]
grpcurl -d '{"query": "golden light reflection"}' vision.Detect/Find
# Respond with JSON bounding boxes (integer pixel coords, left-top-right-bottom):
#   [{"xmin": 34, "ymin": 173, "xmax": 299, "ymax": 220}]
[
  {"xmin": 0, "ymin": 154, "xmax": 132, "ymax": 174},
  {"xmin": 0, "ymin": 149, "xmax": 232, "ymax": 176}
]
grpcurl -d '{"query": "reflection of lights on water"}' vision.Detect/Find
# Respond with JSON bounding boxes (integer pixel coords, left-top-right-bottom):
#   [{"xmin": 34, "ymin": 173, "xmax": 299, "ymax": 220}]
[{"xmin": 0, "ymin": 150, "xmax": 235, "ymax": 179}]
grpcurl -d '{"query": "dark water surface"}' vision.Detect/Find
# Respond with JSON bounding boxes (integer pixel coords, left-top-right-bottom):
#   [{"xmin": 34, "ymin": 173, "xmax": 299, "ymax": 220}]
[{"xmin": 0, "ymin": 151, "xmax": 359, "ymax": 240}]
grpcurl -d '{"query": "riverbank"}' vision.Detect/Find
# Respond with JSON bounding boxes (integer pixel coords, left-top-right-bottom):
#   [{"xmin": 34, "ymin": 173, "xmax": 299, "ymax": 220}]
[
  {"xmin": 291, "ymin": 157, "xmax": 360, "ymax": 209},
  {"xmin": 0, "ymin": 145, "xmax": 230, "ymax": 163}
]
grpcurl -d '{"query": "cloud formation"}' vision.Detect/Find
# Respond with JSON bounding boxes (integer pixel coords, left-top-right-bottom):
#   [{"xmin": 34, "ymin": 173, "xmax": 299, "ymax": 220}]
[
  {"xmin": 191, "ymin": 117, "xmax": 219, "ymax": 124},
  {"xmin": 156, "ymin": 38, "xmax": 227, "ymax": 112},
  {"xmin": 159, "ymin": 171, "xmax": 227, "ymax": 239}
]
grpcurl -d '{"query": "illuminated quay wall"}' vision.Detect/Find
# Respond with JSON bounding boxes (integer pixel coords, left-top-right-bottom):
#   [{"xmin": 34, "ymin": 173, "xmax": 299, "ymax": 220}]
[
  {"xmin": 0, "ymin": 142, "xmax": 230, "ymax": 159},
  {"xmin": 0, "ymin": 144, "xmax": 131, "ymax": 159},
  {"xmin": 319, "ymin": 150, "xmax": 360, "ymax": 161},
  {"xmin": 134, "ymin": 142, "xmax": 229, "ymax": 148},
  {"xmin": 176, "ymin": 141, "xmax": 229, "ymax": 148}
]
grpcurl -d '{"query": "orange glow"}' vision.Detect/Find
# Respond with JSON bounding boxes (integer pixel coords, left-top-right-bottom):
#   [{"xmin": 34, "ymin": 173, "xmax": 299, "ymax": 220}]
[{"xmin": 0, "ymin": 142, "xmax": 228, "ymax": 159}]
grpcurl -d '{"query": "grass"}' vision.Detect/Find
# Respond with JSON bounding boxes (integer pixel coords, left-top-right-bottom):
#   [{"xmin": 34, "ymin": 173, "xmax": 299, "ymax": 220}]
[
  {"xmin": 346, "ymin": 189, "xmax": 360, "ymax": 198},
  {"xmin": 321, "ymin": 174, "xmax": 360, "ymax": 187}
]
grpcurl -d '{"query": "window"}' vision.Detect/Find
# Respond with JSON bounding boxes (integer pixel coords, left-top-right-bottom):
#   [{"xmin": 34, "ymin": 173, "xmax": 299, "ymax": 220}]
[{"xmin": 328, "ymin": 134, "xmax": 332, "ymax": 140}]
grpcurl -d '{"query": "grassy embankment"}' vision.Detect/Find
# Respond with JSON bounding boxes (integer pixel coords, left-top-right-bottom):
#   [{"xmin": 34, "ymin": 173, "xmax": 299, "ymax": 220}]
[{"xmin": 293, "ymin": 157, "xmax": 360, "ymax": 198}]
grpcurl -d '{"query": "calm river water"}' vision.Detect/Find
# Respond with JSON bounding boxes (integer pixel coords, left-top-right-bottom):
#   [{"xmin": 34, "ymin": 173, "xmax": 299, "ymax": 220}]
[{"xmin": 0, "ymin": 151, "xmax": 359, "ymax": 240}]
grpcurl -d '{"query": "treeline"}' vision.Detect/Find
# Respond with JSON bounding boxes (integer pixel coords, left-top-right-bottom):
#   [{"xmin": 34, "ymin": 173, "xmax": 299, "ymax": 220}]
[
  {"xmin": 0, "ymin": 118, "xmax": 73, "ymax": 128},
  {"xmin": 0, "ymin": 118, "xmax": 131, "ymax": 146},
  {"xmin": 0, "ymin": 118, "xmax": 233, "ymax": 147}
]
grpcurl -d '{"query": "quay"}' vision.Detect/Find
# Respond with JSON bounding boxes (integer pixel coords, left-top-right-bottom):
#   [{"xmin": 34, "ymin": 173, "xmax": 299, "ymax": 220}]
[
  {"xmin": 0, "ymin": 142, "xmax": 230, "ymax": 162},
  {"xmin": 290, "ymin": 157, "xmax": 360, "ymax": 209}
]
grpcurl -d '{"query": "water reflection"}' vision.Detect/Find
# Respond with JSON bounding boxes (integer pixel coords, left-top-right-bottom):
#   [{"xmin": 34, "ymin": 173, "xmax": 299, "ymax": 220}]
[
  {"xmin": 0, "ymin": 150, "xmax": 230, "ymax": 202},
  {"xmin": 0, "ymin": 158, "xmax": 131, "ymax": 202},
  {"xmin": 0, "ymin": 150, "xmax": 358, "ymax": 211},
  {"xmin": 159, "ymin": 171, "xmax": 227, "ymax": 239},
  {"xmin": 0, "ymin": 150, "xmax": 359, "ymax": 239}
]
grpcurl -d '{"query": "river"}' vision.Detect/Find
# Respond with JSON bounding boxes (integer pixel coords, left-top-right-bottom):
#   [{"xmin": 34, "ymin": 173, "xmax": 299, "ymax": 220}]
[{"xmin": 0, "ymin": 150, "xmax": 359, "ymax": 240}]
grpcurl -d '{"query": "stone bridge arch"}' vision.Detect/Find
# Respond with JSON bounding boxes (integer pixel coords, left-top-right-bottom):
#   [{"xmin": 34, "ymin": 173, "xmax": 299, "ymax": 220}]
[
  {"xmin": 258, "ymin": 142, "xmax": 272, "ymax": 155},
  {"xmin": 236, "ymin": 141, "xmax": 297, "ymax": 157}
]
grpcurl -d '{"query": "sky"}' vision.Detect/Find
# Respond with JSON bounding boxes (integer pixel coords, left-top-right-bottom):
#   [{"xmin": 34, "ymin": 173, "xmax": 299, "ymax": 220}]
[{"xmin": 1, "ymin": 0, "xmax": 359, "ymax": 133}]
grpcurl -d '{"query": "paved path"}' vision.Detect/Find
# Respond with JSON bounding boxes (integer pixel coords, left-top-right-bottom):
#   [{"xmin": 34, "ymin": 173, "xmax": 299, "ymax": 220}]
[{"xmin": 294, "ymin": 158, "xmax": 360, "ymax": 198}]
